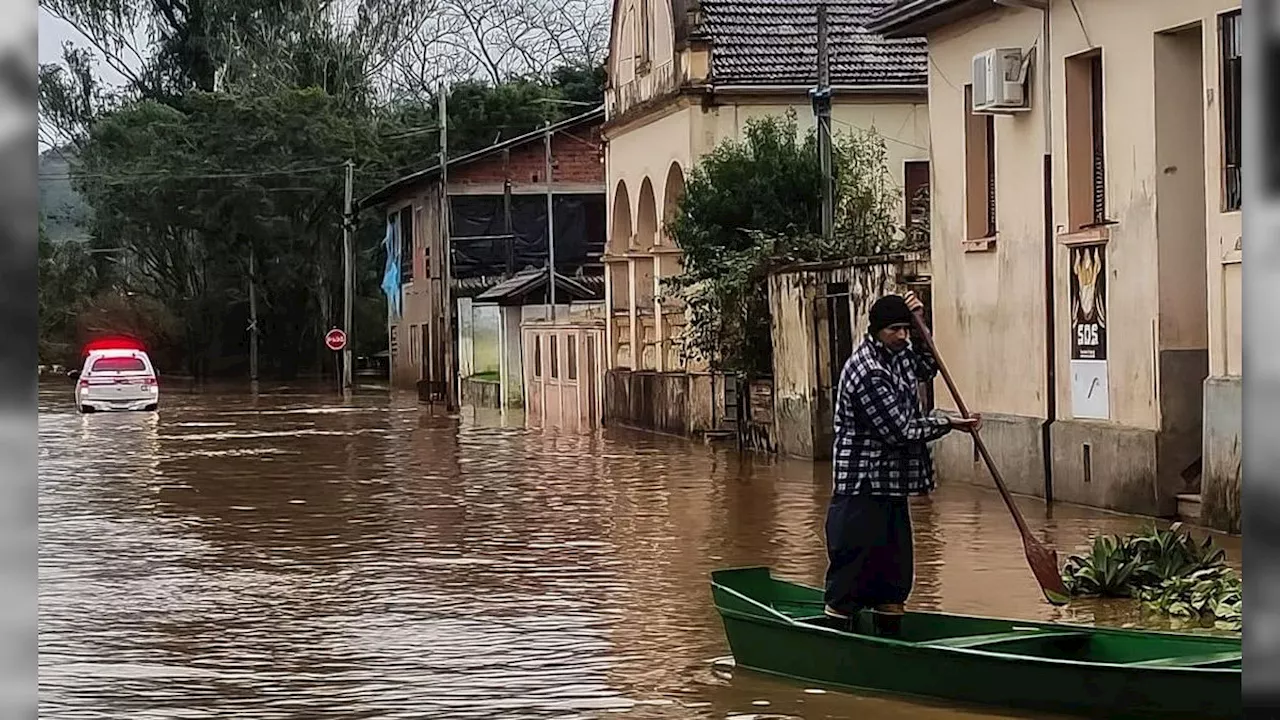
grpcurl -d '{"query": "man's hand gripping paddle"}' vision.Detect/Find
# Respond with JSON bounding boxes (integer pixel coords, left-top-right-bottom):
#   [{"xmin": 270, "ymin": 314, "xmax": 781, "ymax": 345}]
[{"xmin": 909, "ymin": 308, "xmax": 1070, "ymax": 606}]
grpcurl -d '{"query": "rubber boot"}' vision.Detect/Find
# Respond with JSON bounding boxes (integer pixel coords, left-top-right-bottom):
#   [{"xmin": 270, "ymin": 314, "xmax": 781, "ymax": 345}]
[
  {"xmin": 822, "ymin": 604, "xmax": 857, "ymax": 632},
  {"xmin": 871, "ymin": 604, "xmax": 904, "ymax": 638}
]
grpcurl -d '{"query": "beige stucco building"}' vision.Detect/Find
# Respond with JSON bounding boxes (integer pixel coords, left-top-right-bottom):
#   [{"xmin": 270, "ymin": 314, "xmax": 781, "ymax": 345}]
[
  {"xmin": 870, "ymin": 0, "xmax": 1242, "ymax": 531},
  {"xmin": 602, "ymin": 0, "xmax": 934, "ymax": 429}
]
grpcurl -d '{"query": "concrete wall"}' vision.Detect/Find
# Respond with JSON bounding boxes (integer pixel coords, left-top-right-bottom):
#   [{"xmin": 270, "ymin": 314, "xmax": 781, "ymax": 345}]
[
  {"xmin": 457, "ymin": 297, "xmax": 475, "ymax": 379},
  {"xmin": 1200, "ymin": 4, "xmax": 1242, "ymax": 534},
  {"xmin": 922, "ymin": 0, "xmax": 1241, "ymax": 519},
  {"xmin": 1202, "ymin": 375, "xmax": 1241, "ymax": 532},
  {"xmin": 498, "ymin": 305, "xmax": 524, "ymax": 408},
  {"xmin": 768, "ymin": 255, "xmax": 927, "ymax": 460},
  {"xmin": 470, "ymin": 304, "xmax": 502, "ymax": 376},
  {"xmin": 460, "ymin": 377, "xmax": 502, "ymax": 409},
  {"xmin": 387, "ymin": 186, "xmax": 441, "ymax": 389},
  {"xmin": 603, "ymin": 368, "xmax": 724, "ymax": 437},
  {"xmin": 608, "ymin": 0, "xmax": 677, "ymax": 93}
]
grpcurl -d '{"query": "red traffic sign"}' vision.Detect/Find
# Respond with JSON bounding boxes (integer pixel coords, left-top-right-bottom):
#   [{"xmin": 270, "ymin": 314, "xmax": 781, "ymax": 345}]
[{"xmin": 325, "ymin": 328, "xmax": 347, "ymax": 352}]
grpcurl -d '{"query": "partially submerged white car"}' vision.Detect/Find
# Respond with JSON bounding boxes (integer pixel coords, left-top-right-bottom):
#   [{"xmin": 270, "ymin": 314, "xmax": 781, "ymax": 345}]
[{"xmin": 75, "ymin": 348, "xmax": 160, "ymax": 413}]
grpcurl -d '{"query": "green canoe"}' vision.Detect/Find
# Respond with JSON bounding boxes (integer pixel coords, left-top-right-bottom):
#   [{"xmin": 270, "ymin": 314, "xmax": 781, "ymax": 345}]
[{"xmin": 711, "ymin": 566, "xmax": 1241, "ymax": 720}]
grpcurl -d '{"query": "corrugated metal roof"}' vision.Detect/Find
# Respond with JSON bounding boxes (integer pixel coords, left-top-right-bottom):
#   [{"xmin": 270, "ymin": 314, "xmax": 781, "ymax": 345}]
[{"xmin": 470, "ymin": 267, "xmax": 603, "ymax": 305}]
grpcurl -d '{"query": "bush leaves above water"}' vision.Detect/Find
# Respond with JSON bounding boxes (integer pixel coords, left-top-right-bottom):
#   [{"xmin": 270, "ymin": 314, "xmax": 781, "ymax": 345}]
[
  {"xmin": 661, "ymin": 111, "xmax": 913, "ymax": 378},
  {"xmin": 1138, "ymin": 567, "xmax": 1242, "ymax": 631},
  {"xmin": 1061, "ymin": 523, "xmax": 1241, "ymax": 631},
  {"xmin": 1060, "ymin": 534, "xmax": 1142, "ymax": 598}
]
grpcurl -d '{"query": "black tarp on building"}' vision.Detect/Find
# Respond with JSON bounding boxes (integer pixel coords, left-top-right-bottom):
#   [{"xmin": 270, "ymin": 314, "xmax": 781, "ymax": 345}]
[{"xmin": 450, "ymin": 192, "xmax": 606, "ymax": 280}]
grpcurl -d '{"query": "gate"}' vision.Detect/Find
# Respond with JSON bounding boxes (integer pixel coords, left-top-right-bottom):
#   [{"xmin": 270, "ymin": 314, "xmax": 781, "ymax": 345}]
[
  {"xmin": 522, "ymin": 320, "xmax": 605, "ymax": 432},
  {"xmin": 810, "ymin": 279, "xmax": 935, "ymax": 452}
]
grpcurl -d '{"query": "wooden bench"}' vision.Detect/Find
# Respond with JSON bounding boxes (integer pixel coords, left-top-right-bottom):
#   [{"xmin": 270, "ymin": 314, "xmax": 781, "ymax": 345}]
[
  {"xmin": 925, "ymin": 630, "xmax": 1089, "ymax": 649},
  {"xmin": 1129, "ymin": 650, "xmax": 1242, "ymax": 668}
]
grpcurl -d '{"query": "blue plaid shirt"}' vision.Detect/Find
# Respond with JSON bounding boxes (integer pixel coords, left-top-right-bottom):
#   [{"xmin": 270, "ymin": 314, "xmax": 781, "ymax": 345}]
[{"xmin": 832, "ymin": 333, "xmax": 953, "ymax": 497}]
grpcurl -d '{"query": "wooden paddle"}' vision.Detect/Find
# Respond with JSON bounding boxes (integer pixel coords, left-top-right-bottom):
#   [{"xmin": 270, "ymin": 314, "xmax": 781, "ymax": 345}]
[{"xmin": 909, "ymin": 309, "xmax": 1070, "ymax": 606}]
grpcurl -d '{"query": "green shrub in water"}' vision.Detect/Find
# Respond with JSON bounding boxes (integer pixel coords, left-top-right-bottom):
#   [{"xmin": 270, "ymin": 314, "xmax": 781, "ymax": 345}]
[
  {"xmin": 1061, "ymin": 523, "xmax": 1241, "ymax": 631},
  {"xmin": 1138, "ymin": 566, "xmax": 1242, "ymax": 631},
  {"xmin": 1060, "ymin": 534, "xmax": 1142, "ymax": 598}
]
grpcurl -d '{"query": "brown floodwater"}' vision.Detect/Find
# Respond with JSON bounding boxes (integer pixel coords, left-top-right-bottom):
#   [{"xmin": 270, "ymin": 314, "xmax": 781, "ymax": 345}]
[{"xmin": 38, "ymin": 380, "xmax": 1241, "ymax": 720}]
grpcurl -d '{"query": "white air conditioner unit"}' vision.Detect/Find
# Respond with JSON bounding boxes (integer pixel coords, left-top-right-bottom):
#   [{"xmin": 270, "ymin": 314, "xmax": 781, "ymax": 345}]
[{"xmin": 972, "ymin": 47, "xmax": 1030, "ymax": 113}]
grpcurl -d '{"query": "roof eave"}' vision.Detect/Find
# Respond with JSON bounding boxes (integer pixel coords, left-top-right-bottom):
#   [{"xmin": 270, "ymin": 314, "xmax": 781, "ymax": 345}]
[
  {"xmin": 708, "ymin": 82, "xmax": 927, "ymax": 95},
  {"xmin": 866, "ymin": 0, "xmax": 1000, "ymax": 38},
  {"xmin": 473, "ymin": 270, "xmax": 600, "ymax": 305}
]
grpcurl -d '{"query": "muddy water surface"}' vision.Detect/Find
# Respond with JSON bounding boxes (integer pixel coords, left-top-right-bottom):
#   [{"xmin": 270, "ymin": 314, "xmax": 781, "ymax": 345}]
[{"xmin": 38, "ymin": 381, "xmax": 1240, "ymax": 719}]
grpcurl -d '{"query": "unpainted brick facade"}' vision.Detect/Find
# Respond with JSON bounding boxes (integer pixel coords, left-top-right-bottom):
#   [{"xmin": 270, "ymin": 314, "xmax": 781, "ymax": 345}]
[{"xmin": 449, "ymin": 124, "xmax": 604, "ymax": 189}]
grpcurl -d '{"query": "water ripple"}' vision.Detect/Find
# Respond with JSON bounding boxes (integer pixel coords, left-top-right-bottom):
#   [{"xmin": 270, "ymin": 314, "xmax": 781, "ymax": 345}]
[{"xmin": 38, "ymin": 381, "xmax": 1240, "ymax": 719}]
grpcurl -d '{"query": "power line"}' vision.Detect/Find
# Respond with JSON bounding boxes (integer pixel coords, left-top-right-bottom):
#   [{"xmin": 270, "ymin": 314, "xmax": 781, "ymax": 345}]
[
  {"xmin": 829, "ymin": 116, "xmax": 929, "ymax": 152},
  {"xmin": 37, "ymin": 162, "xmax": 350, "ymax": 183}
]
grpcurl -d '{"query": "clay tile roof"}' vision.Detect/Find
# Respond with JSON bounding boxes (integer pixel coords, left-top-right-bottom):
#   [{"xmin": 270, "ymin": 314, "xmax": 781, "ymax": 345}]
[{"xmin": 701, "ymin": 0, "xmax": 927, "ymax": 87}]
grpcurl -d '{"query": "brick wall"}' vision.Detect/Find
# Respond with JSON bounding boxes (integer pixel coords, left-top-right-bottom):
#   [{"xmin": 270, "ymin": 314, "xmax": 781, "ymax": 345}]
[{"xmin": 449, "ymin": 122, "xmax": 604, "ymax": 189}]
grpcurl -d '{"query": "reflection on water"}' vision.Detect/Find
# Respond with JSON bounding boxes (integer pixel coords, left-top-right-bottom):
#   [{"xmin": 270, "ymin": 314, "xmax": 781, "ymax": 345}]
[{"xmin": 38, "ymin": 381, "xmax": 1241, "ymax": 719}]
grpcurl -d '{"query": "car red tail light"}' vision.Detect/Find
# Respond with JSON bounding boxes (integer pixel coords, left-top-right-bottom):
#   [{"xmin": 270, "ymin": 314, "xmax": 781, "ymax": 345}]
[
  {"xmin": 144, "ymin": 377, "xmax": 157, "ymax": 386},
  {"xmin": 78, "ymin": 379, "xmax": 89, "ymax": 388}
]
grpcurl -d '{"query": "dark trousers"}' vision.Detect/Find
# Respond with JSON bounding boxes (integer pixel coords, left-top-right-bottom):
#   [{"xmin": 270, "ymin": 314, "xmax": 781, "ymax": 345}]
[{"xmin": 823, "ymin": 493, "xmax": 914, "ymax": 616}]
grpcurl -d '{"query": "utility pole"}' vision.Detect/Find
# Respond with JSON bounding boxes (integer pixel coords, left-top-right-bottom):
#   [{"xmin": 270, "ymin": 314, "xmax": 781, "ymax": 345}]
[
  {"xmin": 544, "ymin": 118, "xmax": 557, "ymax": 319},
  {"xmin": 812, "ymin": 3, "xmax": 835, "ymax": 240},
  {"xmin": 248, "ymin": 243, "xmax": 259, "ymax": 386},
  {"xmin": 503, "ymin": 149, "xmax": 514, "ymax": 277},
  {"xmin": 439, "ymin": 84, "xmax": 458, "ymax": 411},
  {"xmin": 342, "ymin": 158, "xmax": 354, "ymax": 392}
]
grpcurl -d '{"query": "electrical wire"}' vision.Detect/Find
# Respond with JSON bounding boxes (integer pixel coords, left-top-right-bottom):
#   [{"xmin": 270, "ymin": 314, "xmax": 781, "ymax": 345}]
[
  {"xmin": 1069, "ymin": 0, "xmax": 1093, "ymax": 48},
  {"xmin": 830, "ymin": 116, "xmax": 929, "ymax": 153},
  {"xmin": 37, "ymin": 162, "xmax": 350, "ymax": 183},
  {"xmin": 929, "ymin": 55, "xmax": 959, "ymax": 92}
]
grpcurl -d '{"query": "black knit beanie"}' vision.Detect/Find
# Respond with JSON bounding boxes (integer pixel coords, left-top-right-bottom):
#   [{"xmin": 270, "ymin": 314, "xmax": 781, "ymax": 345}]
[{"xmin": 868, "ymin": 295, "xmax": 914, "ymax": 335}]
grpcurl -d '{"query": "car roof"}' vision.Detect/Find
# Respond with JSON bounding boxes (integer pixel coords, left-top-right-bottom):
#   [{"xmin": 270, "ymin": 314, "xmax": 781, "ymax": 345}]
[
  {"xmin": 86, "ymin": 348, "xmax": 151, "ymax": 358},
  {"xmin": 84, "ymin": 349, "xmax": 154, "ymax": 367}
]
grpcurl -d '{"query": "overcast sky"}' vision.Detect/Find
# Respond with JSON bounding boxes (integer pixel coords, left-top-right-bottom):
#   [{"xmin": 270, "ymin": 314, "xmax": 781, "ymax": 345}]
[
  {"xmin": 37, "ymin": 7, "xmax": 139, "ymax": 149},
  {"xmin": 38, "ymin": 7, "xmax": 135, "ymax": 88}
]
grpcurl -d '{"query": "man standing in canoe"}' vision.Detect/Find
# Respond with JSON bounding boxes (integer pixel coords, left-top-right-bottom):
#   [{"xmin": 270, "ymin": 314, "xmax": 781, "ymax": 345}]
[{"xmin": 824, "ymin": 291, "xmax": 980, "ymax": 636}]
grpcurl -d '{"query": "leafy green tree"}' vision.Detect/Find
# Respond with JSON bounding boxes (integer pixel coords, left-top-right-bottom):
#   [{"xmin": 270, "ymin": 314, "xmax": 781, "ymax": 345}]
[
  {"xmin": 37, "ymin": 0, "xmax": 607, "ymax": 379},
  {"xmin": 38, "ymin": 222, "xmax": 93, "ymax": 364},
  {"xmin": 664, "ymin": 111, "xmax": 910, "ymax": 378},
  {"xmin": 68, "ymin": 88, "xmax": 387, "ymax": 377}
]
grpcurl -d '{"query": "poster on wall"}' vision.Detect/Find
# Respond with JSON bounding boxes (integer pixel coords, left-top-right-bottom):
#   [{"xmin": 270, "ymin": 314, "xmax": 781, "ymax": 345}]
[
  {"xmin": 1069, "ymin": 244, "xmax": 1109, "ymax": 419},
  {"xmin": 1070, "ymin": 245, "xmax": 1107, "ymax": 361}
]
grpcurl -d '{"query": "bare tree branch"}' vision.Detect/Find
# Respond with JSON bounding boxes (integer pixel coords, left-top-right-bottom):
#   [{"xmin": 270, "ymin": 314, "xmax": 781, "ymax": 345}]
[{"xmin": 40, "ymin": 0, "xmax": 150, "ymax": 88}]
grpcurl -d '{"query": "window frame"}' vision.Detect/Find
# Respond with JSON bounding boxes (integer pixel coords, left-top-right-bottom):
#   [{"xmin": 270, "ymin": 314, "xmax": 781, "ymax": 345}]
[
  {"xmin": 1220, "ymin": 9, "xmax": 1242, "ymax": 212},
  {"xmin": 963, "ymin": 84, "xmax": 997, "ymax": 241}
]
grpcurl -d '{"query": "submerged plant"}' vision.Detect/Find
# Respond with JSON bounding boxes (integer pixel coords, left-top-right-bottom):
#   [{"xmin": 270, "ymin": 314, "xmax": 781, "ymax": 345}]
[
  {"xmin": 1061, "ymin": 523, "xmax": 1241, "ymax": 631},
  {"xmin": 1061, "ymin": 534, "xmax": 1142, "ymax": 597},
  {"xmin": 1138, "ymin": 566, "xmax": 1242, "ymax": 631},
  {"xmin": 1129, "ymin": 522, "xmax": 1226, "ymax": 584}
]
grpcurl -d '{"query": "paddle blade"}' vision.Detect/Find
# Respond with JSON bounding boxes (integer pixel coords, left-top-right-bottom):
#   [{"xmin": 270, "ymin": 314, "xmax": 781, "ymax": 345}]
[{"xmin": 1024, "ymin": 539, "xmax": 1070, "ymax": 606}]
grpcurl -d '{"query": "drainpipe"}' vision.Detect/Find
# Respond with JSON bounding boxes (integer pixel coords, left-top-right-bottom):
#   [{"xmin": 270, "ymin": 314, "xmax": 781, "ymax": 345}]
[
  {"xmin": 1039, "ymin": 3, "xmax": 1055, "ymax": 505},
  {"xmin": 997, "ymin": 0, "xmax": 1054, "ymax": 503}
]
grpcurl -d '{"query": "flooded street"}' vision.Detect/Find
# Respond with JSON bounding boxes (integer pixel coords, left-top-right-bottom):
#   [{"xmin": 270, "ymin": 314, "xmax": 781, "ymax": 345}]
[{"xmin": 38, "ymin": 381, "xmax": 1241, "ymax": 720}]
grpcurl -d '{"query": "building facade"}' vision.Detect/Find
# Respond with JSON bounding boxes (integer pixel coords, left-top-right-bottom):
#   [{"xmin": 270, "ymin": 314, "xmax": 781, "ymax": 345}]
[
  {"xmin": 768, "ymin": 253, "xmax": 932, "ymax": 459},
  {"xmin": 359, "ymin": 110, "xmax": 607, "ymax": 404},
  {"xmin": 602, "ymin": 0, "xmax": 934, "ymax": 436},
  {"xmin": 870, "ymin": 0, "xmax": 1242, "ymax": 530}
]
